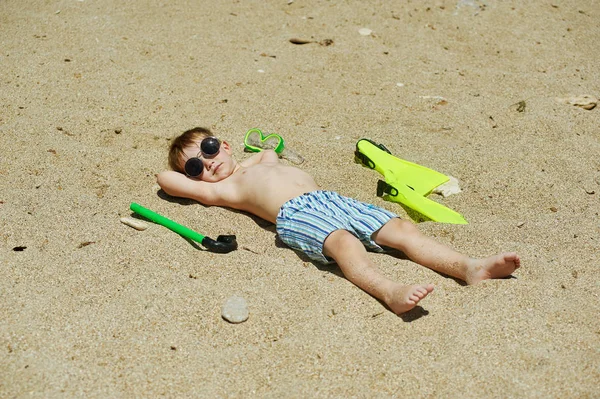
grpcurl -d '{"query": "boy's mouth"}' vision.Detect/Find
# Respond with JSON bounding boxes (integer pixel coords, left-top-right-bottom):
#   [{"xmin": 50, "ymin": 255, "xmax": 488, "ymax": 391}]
[{"xmin": 213, "ymin": 163, "xmax": 221, "ymax": 173}]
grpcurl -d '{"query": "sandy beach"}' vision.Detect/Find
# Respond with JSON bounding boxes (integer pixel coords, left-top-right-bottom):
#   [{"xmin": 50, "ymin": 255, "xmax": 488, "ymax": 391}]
[{"xmin": 1, "ymin": 0, "xmax": 599, "ymax": 397}]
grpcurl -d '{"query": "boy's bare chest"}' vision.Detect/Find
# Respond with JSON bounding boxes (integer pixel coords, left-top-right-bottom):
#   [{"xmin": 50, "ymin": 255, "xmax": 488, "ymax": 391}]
[
  {"xmin": 235, "ymin": 163, "xmax": 297, "ymax": 189},
  {"xmin": 227, "ymin": 163, "xmax": 317, "ymax": 200}
]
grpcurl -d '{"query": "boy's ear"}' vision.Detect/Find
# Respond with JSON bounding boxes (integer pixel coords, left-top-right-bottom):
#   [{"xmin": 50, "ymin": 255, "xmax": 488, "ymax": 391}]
[{"xmin": 221, "ymin": 140, "xmax": 232, "ymax": 153}]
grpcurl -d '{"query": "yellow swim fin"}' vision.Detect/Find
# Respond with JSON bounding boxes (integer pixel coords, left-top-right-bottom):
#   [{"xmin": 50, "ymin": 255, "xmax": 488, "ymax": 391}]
[{"xmin": 355, "ymin": 139, "xmax": 468, "ymax": 224}]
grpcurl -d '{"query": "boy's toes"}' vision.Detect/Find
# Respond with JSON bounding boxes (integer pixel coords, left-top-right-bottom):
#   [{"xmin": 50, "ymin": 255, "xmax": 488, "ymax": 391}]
[
  {"xmin": 420, "ymin": 284, "xmax": 435, "ymax": 294},
  {"xmin": 505, "ymin": 252, "xmax": 520, "ymax": 267},
  {"xmin": 387, "ymin": 284, "xmax": 434, "ymax": 315},
  {"xmin": 410, "ymin": 285, "xmax": 434, "ymax": 301}
]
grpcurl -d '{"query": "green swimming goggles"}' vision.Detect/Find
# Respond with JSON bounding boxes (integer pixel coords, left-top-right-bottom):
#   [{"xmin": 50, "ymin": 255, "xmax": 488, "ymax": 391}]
[
  {"xmin": 184, "ymin": 136, "xmax": 221, "ymax": 177},
  {"xmin": 244, "ymin": 128, "xmax": 285, "ymax": 154}
]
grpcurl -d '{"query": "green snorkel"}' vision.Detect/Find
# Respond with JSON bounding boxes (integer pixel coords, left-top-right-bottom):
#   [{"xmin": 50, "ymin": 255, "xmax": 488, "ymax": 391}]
[{"xmin": 130, "ymin": 203, "xmax": 238, "ymax": 253}]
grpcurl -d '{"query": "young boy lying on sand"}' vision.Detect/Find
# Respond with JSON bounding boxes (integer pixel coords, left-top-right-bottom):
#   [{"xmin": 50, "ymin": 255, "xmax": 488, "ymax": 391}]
[{"xmin": 157, "ymin": 127, "xmax": 521, "ymax": 315}]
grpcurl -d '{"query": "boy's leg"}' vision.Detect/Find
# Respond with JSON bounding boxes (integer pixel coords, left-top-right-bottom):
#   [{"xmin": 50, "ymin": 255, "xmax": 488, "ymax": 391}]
[
  {"xmin": 323, "ymin": 229, "xmax": 434, "ymax": 315},
  {"xmin": 371, "ymin": 218, "xmax": 520, "ymax": 284}
]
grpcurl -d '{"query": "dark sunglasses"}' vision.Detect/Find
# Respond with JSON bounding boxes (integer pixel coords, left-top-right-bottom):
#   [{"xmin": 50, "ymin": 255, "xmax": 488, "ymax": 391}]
[{"xmin": 184, "ymin": 137, "xmax": 221, "ymax": 177}]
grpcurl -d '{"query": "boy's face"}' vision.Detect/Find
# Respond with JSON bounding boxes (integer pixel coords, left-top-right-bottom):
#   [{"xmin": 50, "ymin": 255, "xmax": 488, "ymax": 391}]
[{"xmin": 182, "ymin": 139, "xmax": 236, "ymax": 182}]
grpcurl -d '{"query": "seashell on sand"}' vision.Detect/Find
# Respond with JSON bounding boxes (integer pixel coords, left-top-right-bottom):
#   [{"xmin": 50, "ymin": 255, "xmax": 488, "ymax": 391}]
[{"xmin": 120, "ymin": 217, "xmax": 149, "ymax": 231}]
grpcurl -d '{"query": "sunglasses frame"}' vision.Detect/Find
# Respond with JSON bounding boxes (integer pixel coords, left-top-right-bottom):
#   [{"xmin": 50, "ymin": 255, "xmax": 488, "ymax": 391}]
[{"xmin": 184, "ymin": 137, "xmax": 221, "ymax": 177}]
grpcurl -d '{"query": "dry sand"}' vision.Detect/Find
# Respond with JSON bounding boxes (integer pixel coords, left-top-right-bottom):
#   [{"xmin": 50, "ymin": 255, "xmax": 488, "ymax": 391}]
[{"xmin": 1, "ymin": 0, "xmax": 599, "ymax": 397}]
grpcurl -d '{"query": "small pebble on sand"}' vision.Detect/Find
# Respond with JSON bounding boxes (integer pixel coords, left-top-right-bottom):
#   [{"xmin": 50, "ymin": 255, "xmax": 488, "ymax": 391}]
[{"xmin": 221, "ymin": 295, "xmax": 249, "ymax": 323}]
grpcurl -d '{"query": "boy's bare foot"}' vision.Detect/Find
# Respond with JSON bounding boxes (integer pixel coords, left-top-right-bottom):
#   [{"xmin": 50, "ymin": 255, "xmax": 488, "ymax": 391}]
[
  {"xmin": 465, "ymin": 252, "xmax": 521, "ymax": 285},
  {"xmin": 386, "ymin": 284, "xmax": 434, "ymax": 315}
]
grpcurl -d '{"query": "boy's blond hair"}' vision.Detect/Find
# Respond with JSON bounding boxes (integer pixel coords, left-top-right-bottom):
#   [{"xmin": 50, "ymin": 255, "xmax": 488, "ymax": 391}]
[{"xmin": 168, "ymin": 127, "xmax": 213, "ymax": 172}]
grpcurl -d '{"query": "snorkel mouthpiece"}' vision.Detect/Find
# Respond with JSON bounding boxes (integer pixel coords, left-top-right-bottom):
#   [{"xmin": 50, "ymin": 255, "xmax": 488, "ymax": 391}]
[{"xmin": 201, "ymin": 235, "xmax": 238, "ymax": 253}]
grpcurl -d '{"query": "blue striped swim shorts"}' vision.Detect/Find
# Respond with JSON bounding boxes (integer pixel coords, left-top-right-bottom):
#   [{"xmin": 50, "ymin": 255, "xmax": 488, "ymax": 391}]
[{"xmin": 276, "ymin": 190, "xmax": 398, "ymax": 264}]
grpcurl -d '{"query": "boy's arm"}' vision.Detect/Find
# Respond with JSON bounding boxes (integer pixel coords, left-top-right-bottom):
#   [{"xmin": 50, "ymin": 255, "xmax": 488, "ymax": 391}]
[
  {"xmin": 156, "ymin": 171, "xmax": 219, "ymax": 205},
  {"xmin": 240, "ymin": 149, "xmax": 279, "ymax": 168}
]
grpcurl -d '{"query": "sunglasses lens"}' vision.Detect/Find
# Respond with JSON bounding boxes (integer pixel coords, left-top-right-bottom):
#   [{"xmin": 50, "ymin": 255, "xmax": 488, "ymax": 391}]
[
  {"xmin": 184, "ymin": 158, "xmax": 204, "ymax": 177},
  {"xmin": 200, "ymin": 137, "xmax": 220, "ymax": 156}
]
